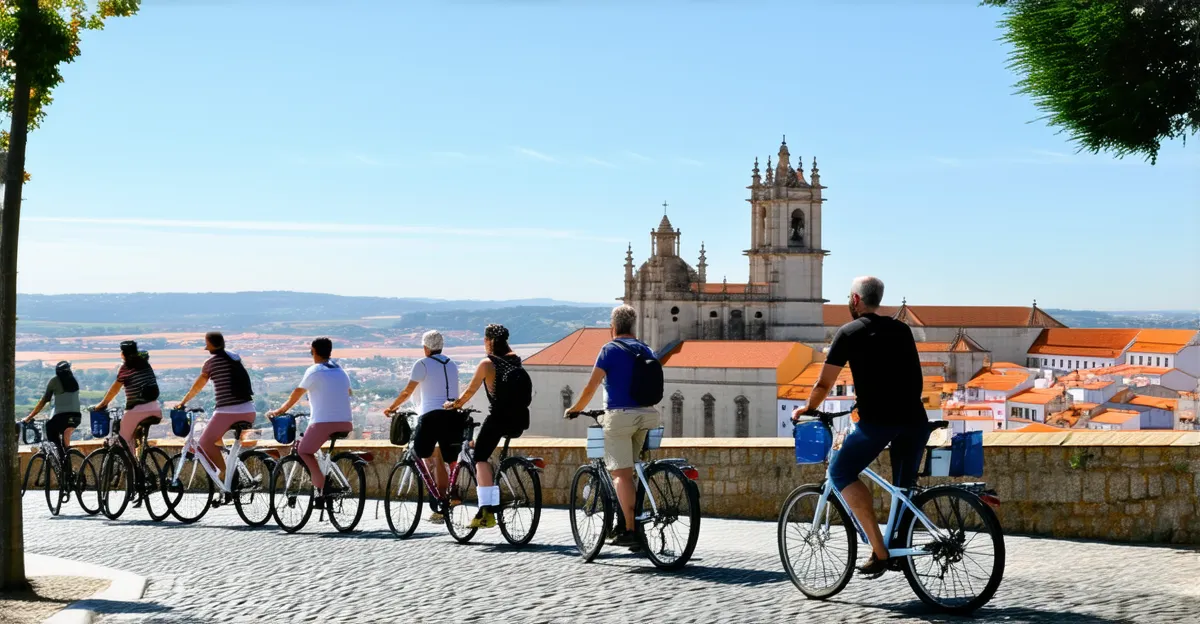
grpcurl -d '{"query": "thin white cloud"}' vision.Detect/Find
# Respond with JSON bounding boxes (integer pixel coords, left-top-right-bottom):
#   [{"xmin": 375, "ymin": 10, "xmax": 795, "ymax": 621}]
[
  {"xmin": 677, "ymin": 158, "xmax": 704, "ymax": 167},
  {"xmin": 512, "ymin": 146, "xmax": 557, "ymax": 162},
  {"xmin": 25, "ymin": 216, "xmax": 624, "ymax": 243},
  {"xmin": 583, "ymin": 157, "xmax": 617, "ymax": 169},
  {"xmin": 624, "ymin": 151, "xmax": 653, "ymax": 163}
]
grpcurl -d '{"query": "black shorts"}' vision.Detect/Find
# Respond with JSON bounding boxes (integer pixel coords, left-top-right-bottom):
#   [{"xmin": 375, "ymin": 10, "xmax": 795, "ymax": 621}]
[
  {"xmin": 474, "ymin": 414, "xmax": 510, "ymax": 465},
  {"xmin": 411, "ymin": 410, "xmax": 466, "ymax": 462},
  {"xmin": 46, "ymin": 412, "xmax": 82, "ymax": 449}
]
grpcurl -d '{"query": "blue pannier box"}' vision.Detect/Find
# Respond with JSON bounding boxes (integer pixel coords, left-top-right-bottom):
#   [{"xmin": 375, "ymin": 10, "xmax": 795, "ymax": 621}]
[
  {"xmin": 90, "ymin": 409, "xmax": 111, "ymax": 438},
  {"xmin": 170, "ymin": 409, "xmax": 191, "ymax": 437},
  {"xmin": 794, "ymin": 421, "xmax": 832, "ymax": 464},
  {"xmin": 950, "ymin": 430, "xmax": 984, "ymax": 477},
  {"xmin": 273, "ymin": 414, "xmax": 296, "ymax": 445}
]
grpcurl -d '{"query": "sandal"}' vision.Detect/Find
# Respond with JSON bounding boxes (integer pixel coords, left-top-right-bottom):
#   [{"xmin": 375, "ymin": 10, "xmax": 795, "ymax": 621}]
[{"xmin": 857, "ymin": 553, "xmax": 889, "ymax": 579}]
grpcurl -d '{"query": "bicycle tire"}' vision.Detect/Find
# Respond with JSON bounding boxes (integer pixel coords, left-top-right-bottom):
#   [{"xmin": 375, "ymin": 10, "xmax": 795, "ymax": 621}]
[
  {"xmin": 778, "ymin": 483, "xmax": 857, "ymax": 600},
  {"xmin": 497, "ymin": 458, "xmax": 542, "ymax": 547},
  {"xmin": 384, "ymin": 459, "xmax": 424, "ymax": 538},
  {"xmin": 166, "ymin": 451, "xmax": 214, "ymax": 524},
  {"xmin": 76, "ymin": 449, "xmax": 105, "ymax": 516},
  {"xmin": 327, "ymin": 453, "xmax": 366, "ymax": 533},
  {"xmin": 44, "ymin": 453, "xmax": 64, "ymax": 516},
  {"xmin": 99, "ymin": 448, "xmax": 134, "ymax": 520},
  {"xmin": 445, "ymin": 462, "xmax": 479, "ymax": 544},
  {"xmin": 141, "ymin": 447, "xmax": 174, "ymax": 522},
  {"xmin": 64, "ymin": 449, "xmax": 86, "ymax": 512},
  {"xmin": 22, "ymin": 452, "xmax": 45, "ymax": 497},
  {"xmin": 568, "ymin": 465, "xmax": 611, "ymax": 563},
  {"xmin": 233, "ymin": 450, "xmax": 274, "ymax": 527},
  {"xmin": 902, "ymin": 486, "xmax": 1005, "ymax": 614},
  {"xmin": 636, "ymin": 463, "xmax": 701, "ymax": 570},
  {"xmin": 270, "ymin": 455, "xmax": 314, "ymax": 533}
]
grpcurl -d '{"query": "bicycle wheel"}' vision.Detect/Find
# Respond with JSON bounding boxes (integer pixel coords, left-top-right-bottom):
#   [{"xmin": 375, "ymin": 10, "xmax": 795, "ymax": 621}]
[
  {"xmin": 270, "ymin": 455, "xmax": 314, "ymax": 533},
  {"xmin": 166, "ymin": 452, "xmax": 214, "ymax": 524},
  {"xmin": 497, "ymin": 459, "xmax": 541, "ymax": 547},
  {"xmin": 62, "ymin": 449, "xmax": 85, "ymax": 511},
  {"xmin": 233, "ymin": 450, "xmax": 274, "ymax": 527},
  {"xmin": 902, "ymin": 486, "xmax": 1006, "ymax": 614},
  {"xmin": 384, "ymin": 460, "xmax": 423, "ymax": 538},
  {"xmin": 636, "ymin": 463, "xmax": 701, "ymax": 570},
  {"xmin": 22, "ymin": 452, "xmax": 45, "ymax": 496},
  {"xmin": 44, "ymin": 455, "xmax": 64, "ymax": 516},
  {"xmin": 136, "ymin": 447, "xmax": 171, "ymax": 522},
  {"xmin": 568, "ymin": 465, "xmax": 611, "ymax": 562},
  {"xmin": 99, "ymin": 448, "xmax": 134, "ymax": 520},
  {"xmin": 445, "ymin": 462, "xmax": 479, "ymax": 543},
  {"xmin": 76, "ymin": 449, "xmax": 104, "ymax": 516},
  {"xmin": 778, "ymin": 483, "xmax": 857, "ymax": 599},
  {"xmin": 327, "ymin": 454, "xmax": 366, "ymax": 533}
]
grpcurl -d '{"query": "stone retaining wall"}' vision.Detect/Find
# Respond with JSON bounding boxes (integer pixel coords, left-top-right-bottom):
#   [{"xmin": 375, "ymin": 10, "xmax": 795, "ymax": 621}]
[{"xmin": 20, "ymin": 430, "xmax": 1200, "ymax": 544}]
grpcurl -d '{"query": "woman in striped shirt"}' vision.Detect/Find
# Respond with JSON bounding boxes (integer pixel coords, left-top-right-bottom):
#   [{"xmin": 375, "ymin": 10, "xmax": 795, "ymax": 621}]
[
  {"xmin": 96, "ymin": 340, "xmax": 163, "ymax": 452},
  {"xmin": 175, "ymin": 331, "xmax": 256, "ymax": 482}
]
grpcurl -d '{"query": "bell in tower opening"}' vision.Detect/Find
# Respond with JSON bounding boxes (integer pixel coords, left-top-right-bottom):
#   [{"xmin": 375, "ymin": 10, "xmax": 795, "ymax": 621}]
[{"xmin": 789, "ymin": 209, "xmax": 805, "ymax": 246}]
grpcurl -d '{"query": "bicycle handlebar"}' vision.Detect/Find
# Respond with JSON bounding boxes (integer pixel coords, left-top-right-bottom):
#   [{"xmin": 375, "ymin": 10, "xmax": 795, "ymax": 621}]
[
  {"xmin": 792, "ymin": 406, "xmax": 855, "ymax": 427},
  {"xmin": 566, "ymin": 410, "xmax": 606, "ymax": 420}
]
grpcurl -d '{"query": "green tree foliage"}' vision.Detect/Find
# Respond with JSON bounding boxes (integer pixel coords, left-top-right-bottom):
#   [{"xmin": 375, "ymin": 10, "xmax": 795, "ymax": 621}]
[{"xmin": 984, "ymin": 0, "xmax": 1200, "ymax": 163}]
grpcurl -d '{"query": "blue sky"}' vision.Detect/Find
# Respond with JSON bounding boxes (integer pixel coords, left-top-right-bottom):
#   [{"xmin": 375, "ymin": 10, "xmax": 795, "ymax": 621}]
[{"xmin": 16, "ymin": 0, "xmax": 1199, "ymax": 310}]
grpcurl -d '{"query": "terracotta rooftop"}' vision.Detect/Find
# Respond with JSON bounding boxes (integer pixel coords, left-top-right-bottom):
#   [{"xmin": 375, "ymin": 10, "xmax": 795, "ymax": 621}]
[
  {"xmin": 1126, "ymin": 395, "xmax": 1180, "ymax": 411},
  {"xmin": 916, "ymin": 342, "xmax": 952, "ymax": 352},
  {"xmin": 822, "ymin": 304, "xmax": 1065, "ymax": 328},
  {"xmin": 1009, "ymin": 389, "xmax": 1067, "ymax": 406},
  {"xmin": 1089, "ymin": 409, "xmax": 1141, "ymax": 425},
  {"xmin": 1127, "ymin": 329, "xmax": 1198, "ymax": 354},
  {"xmin": 524, "ymin": 328, "xmax": 611, "ymax": 367},
  {"xmin": 1013, "ymin": 422, "xmax": 1069, "ymax": 433},
  {"xmin": 688, "ymin": 282, "xmax": 768, "ymax": 295},
  {"xmin": 778, "ymin": 361, "xmax": 854, "ymax": 400},
  {"xmin": 661, "ymin": 341, "xmax": 805, "ymax": 370},
  {"xmin": 1027, "ymin": 328, "xmax": 1139, "ymax": 358},
  {"xmin": 966, "ymin": 370, "xmax": 1031, "ymax": 392}
]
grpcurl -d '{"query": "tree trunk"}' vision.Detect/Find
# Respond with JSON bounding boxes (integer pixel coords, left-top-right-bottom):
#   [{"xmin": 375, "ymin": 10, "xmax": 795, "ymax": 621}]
[{"xmin": 0, "ymin": 0, "xmax": 36, "ymax": 591}]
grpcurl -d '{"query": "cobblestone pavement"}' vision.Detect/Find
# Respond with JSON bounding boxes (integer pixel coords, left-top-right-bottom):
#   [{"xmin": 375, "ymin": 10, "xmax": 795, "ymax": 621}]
[{"xmin": 21, "ymin": 495, "xmax": 1200, "ymax": 623}]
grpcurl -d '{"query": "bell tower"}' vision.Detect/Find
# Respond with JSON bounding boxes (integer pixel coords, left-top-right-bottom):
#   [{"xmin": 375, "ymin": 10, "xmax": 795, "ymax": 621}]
[{"xmin": 745, "ymin": 137, "xmax": 827, "ymax": 342}]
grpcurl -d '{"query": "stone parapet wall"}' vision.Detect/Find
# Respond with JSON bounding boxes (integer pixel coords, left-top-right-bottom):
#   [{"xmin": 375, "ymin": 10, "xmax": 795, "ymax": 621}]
[{"xmin": 20, "ymin": 430, "xmax": 1200, "ymax": 544}]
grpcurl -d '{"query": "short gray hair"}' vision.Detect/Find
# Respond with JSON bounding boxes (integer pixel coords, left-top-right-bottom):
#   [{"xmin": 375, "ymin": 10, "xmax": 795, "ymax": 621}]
[
  {"xmin": 422, "ymin": 330, "xmax": 444, "ymax": 352},
  {"xmin": 611, "ymin": 305, "xmax": 637, "ymax": 335},
  {"xmin": 851, "ymin": 276, "xmax": 885, "ymax": 308}
]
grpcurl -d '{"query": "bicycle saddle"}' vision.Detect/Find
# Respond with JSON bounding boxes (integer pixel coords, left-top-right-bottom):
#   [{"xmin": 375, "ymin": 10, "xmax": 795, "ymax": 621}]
[
  {"xmin": 230, "ymin": 421, "xmax": 255, "ymax": 433},
  {"xmin": 329, "ymin": 431, "xmax": 350, "ymax": 442}
]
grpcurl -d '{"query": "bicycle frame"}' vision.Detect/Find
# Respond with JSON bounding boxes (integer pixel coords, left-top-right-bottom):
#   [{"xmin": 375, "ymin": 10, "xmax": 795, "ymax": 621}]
[
  {"xmin": 588, "ymin": 457, "xmax": 661, "ymax": 521},
  {"xmin": 281, "ymin": 445, "xmax": 352, "ymax": 493},
  {"xmin": 174, "ymin": 412, "xmax": 258, "ymax": 494}
]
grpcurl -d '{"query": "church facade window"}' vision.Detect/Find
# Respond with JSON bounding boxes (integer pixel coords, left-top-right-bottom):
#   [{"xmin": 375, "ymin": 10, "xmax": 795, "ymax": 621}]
[
  {"xmin": 561, "ymin": 386, "xmax": 574, "ymax": 410},
  {"xmin": 734, "ymin": 396, "xmax": 750, "ymax": 437},
  {"xmin": 702, "ymin": 394, "xmax": 715, "ymax": 437},
  {"xmin": 671, "ymin": 391, "xmax": 684, "ymax": 436}
]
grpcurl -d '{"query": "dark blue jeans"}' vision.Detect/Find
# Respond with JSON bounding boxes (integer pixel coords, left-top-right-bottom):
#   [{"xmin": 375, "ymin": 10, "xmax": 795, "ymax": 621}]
[{"xmin": 829, "ymin": 421, "xmax": 930, "ymax": 491}]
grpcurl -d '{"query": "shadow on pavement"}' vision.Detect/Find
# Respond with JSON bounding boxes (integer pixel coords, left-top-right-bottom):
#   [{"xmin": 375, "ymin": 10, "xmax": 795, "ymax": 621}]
[
  {"xmin": 83, "ymin": 598, "xmax": 172, "ymax": 618},
  {"xmin": 870, "ymin": 600, "xmax": 1136, "ymax": 623},
  {"xmin": 476, "ymin": 542, "xmax": 580, "ymax": 556},
  {"xmin": 625, "ymin": 562, "xmax": 789, "ymax": 587}
]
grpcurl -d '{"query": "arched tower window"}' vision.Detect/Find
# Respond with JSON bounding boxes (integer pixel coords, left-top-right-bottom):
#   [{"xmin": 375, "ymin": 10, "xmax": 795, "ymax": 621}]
[
  {"xmin": 702, "ymin": 394, "xmax": 716, "ymax": 437},
  {"xmin": 735, "ymin": 395, "xmax": 750, "ymax": 437},
  {"xmin": 790, "ymin": 209, "xmax": 805, "ymax": 246},
  {"xmin": 671, "ymin": 391, "xmax": 685, "ymax": 437},
  {"xmin": 729, "ymin": 309, "xmax": 745, "ymax": 340},
  {"xmin": 561, "ymin": 386, "xmax": 574, "ymax": 411}
]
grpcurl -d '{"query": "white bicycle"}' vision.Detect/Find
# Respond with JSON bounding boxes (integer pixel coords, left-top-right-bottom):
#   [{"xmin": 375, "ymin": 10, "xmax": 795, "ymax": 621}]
[
  {"xmin": 165, "ymin": 407, "xmax": 277, "ymax": 526},
  {"xmin": 267, "ymin": 412, "xmax": 371, "ymax": 533}
]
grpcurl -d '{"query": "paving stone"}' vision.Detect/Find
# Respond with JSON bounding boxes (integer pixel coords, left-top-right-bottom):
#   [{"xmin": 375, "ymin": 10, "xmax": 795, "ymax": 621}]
[{"xmin": 20, "ymin": 494, "xmax": 1200, "ymax": 623}]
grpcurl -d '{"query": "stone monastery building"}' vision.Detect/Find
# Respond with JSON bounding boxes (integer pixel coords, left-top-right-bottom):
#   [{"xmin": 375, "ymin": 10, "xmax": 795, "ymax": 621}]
[{"xmin": 520, "ymin": 137, "xmax": 1199, "ymax": 439}]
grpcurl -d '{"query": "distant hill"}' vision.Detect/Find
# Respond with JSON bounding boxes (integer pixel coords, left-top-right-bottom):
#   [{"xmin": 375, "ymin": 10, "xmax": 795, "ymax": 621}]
[
  {"xmin": 17, "ymin": 292, "xmax": 607, "ymax": 324},
  {"xmin": 1045, "ymin": 309, "xmax": 1199, "ymax": 329}
]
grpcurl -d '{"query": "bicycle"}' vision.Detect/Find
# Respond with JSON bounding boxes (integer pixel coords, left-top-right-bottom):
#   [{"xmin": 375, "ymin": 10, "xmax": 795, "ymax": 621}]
[
  {"xmin": 268, "ymin": 412, "xmax": 371, "ymax": 533},
  {"xmin": 384, "ymin": 408, "xmax": 545, "ymax": 546},
  {"xmin": 778, "ymin": 409, "xmax": 1005, "ymax": 614},
  {"xmin": 164, "ymin": 407, "xmax": 277, "ymax": 526},
  {"xmin": 80, "ymin": 407, "xmax": 173, "ymax": 522},
  {"xmin": 18, "ymin": 420, "xmax": 87, "ymax": 516},
  {"xmin": 565, "ymin": 410, "xmax": 701, "ymax": 570}
]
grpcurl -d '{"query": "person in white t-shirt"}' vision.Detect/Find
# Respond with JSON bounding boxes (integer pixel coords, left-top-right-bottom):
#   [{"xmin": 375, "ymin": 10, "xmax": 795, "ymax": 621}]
[
  {"xmin": 269, "ymin": 337, "xmax": 353, "ymax": 506},
  {"xmin": 385, "ymin": 330, "xmax": 460, "ymax": 523}
]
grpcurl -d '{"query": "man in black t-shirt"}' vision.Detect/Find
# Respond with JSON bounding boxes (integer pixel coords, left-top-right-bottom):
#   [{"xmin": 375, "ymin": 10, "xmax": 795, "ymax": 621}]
[{"xmin": 792, "ymin": 276, "xmax": 929, "ymax": 578}]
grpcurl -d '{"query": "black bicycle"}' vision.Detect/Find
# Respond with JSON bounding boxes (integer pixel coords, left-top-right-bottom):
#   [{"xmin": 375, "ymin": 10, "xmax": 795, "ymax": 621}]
[
  {"xmin": 19, "ymin": 420, "xmax": 87, "ymax": 516},
  {"xmin": 80, "ymin": 408, "xmax": 173, "ymax": 521},
  {"xmin": 384, "ymin": 408, "xmax": 545, "ymax": 546},
  {"xmin": 566, "ymin": 410, "xmax": 701, "ymax": 570}
]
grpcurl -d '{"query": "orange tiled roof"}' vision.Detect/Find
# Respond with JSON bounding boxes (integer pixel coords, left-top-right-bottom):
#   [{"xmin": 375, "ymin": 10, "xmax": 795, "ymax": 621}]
[
  {"xmin": 1027, "ymin": 328, "xmax": 1139, "ymax": 358},
  {"xmin": 966, "ymin": 371, "xmax": 1031, "ymax": 391},
  {"xmin": 1075, "ymin": 402, "xmax": 1100, "ymax": 411},
  {"xmin": 920, "ymin": 361, "xmax": 947, "ymax": 369},
  {"xmin": 688, "ymin": 282, "xmax": 769, "ymax": 295},
  {"xmin": 779, "ymin": 361, "xmax": 854, "ymax": 400},
  {"xmin": 1127, "ymin": 329, "xmax": 1198, "ymax": 354},
  {"xmin": 924, "ymin": 375, "xmax": 946, "ymax": 383},
  {"xmin": 524, "ymin": 328, "xmax": 611, "ymax": 367},
  {"xmin": 1089, "ymin": 409, "xmax": 1140, "ymax": 425},
  {"xmin": 1047, "ymin": 409, "xmax": 1082, "ymax": 427},
  {"xmin": 661, "ymin": 341, "xmax": 803, "ymax": 370},
  {"xmin": 1013, "ymin": 422, "xmax": 1069, "ymax": 432},
  {"xmin": 1009, "ymin": 389, "xmax": 1066, "ymax": 405},
  {"xmin": 950, "ymin": 332, "xmax": 990, "ymax": 353},
  {"xmin": 1127, "ymin": 395, "xmax": 1180, "ymax": 411},
  {"xmin": 916, "ymin": 342, "xmax": 952, "ymax": 352},
  {"xmin": 823, "ymin": 304, "xmax": 1066, "ymax": 328},
  {"xmin": 989, "ymin": 362, "xmax": 1026, "ymax": 370}
]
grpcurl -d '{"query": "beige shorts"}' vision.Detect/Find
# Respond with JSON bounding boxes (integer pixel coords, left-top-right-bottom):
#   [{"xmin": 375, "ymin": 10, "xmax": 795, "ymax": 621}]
[{"xmin": 600, "ymin": 407, "xmax": 661, "ymax": 470}]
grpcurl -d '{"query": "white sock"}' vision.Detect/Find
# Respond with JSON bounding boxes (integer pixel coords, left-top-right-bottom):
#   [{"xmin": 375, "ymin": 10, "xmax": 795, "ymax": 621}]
[{"xmin": 481, "ymin": 486, "xmax": 500, "ymax": 508}]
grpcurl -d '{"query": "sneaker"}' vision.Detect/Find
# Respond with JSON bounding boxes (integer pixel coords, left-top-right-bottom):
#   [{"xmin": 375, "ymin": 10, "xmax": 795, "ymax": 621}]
[
  {"xmin": 469, "ymin": 509, "xmax": 498, "ymax": 529},
  {"xmin": 857, "ymin": 554, "xmax": 889, "ymax": 579},
  {"xmin": 611, "ymin": 530, "xmax": 641, "ymax": 551},
  {"xmin": 428, "ymin": 512, "xmax": 445, "ymax": 525}
]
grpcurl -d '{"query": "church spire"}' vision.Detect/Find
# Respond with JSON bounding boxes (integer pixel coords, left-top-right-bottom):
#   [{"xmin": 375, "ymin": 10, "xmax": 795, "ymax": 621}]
[
  {"xmin": 810, "ymin": 156, "xmax": 820, "ymax": 186},
  {"xmin": 698, "ymin": 242, "xmax": 707, "ymax": 283},
  {"xmin": 751, "ymin": 157, "xmax": 761, "ymax": 188},
  {"xmin": 624, "ymin": 243, "xmax": 634, "ymax": 281},
  {"xmin": 765, "ymin": 156, "xmax": 774, "ymax": 185},
  {"xmin": 775, "ymin": 137, "xmax": 791, "ymax": 185}
]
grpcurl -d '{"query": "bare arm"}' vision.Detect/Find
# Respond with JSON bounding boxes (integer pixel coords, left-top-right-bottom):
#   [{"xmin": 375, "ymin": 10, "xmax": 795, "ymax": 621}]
[
  {"xmin": 793, "ymin": 363, "xmax": 842, "ymax": 420},
  {"xmin": 384, "ymin": 381, "xmax": 421, "ymax": 416},
  {"xmin": 25, "ymin": 397, "xmax": 49, "ymax": 422},
  {"xmin": 448, "ymin": 360, "xmax": 493, "ymax": 410},
  {"xmin": 96, "ymin": 380, "xmax": 123, "ymax": 410},
  {"xmin": 268, "ymin": 388, "xmax": 307, "ymax": 418},
  {"xmin": 565, "ymin": 367, "xmax": 606, "ymax": 417},
  {"xmin": 175, "ymin": 372, "xmax": 210, "ymax": 409}
]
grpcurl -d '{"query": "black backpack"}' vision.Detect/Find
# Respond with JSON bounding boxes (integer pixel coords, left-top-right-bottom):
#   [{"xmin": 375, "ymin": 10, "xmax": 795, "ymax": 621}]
[
  {"xmin": 141, "ymin": 365, "xmax": 161, "ymax": 402},
  {"xmin": 611, "ymin": 339, "xmax": 664, "ymax": 407},
  {"xmin": 490, "ymin": 355, "xmax": 533, "ymax": 434},
  {"xmin": 222, "ymin": 353, "xmax": 255, "ymax": 400}
]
